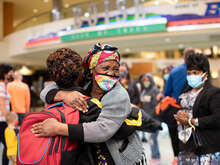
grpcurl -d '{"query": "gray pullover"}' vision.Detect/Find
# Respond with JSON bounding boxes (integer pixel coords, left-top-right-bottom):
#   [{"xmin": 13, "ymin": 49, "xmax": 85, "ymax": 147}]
[{"xmin": 40, "ymin": 82, "xmax": 144, "ymax": 165}]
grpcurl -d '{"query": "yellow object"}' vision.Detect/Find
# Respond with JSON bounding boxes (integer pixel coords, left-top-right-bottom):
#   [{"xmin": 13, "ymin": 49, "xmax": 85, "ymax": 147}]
[
  {"xmin": 90, "ymin": 98, "xmax": 102, "ymax": 109},
  {"xmin": 122, "ymin": 83, "xmax": 128, "ymax": 89},
  {"xmin": 125, "ymin": 110, "xmax": 142, "ymax": 126},
  {"xmin": 4, "ymin": 128, "xmax": 18, "ymax": 156}
]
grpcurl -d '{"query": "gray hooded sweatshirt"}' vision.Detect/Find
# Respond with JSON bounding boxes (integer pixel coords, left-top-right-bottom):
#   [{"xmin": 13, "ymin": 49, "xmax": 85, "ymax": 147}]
[{"xmin": 140, "ymin": 73, "xmax": 160, "ymax": 118}]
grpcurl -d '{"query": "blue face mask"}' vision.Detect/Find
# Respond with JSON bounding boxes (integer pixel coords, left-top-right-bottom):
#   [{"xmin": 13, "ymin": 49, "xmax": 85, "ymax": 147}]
[
  {"xmin": 163, "ymin": 74, "xmax": 169, "ymax": 81},
  {"xmin": 187, "ymin": 73, "xmax": 206, "ymax": 89},
  {"xmin": 120, "ymin": 71, "xmax": 128, "ymax": 78}
]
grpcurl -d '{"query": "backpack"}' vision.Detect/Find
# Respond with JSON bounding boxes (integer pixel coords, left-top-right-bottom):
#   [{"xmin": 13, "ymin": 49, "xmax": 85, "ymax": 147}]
[{"xmin": 17, "ymin": 102, "xmax": 79, "ymax": 165}]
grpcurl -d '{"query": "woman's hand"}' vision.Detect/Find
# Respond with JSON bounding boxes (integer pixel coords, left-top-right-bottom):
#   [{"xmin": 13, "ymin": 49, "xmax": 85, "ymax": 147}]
[
  {"xmin": 174, "ymin": 110, "xmax": 189, "ymax": 126},
  {"xmin": 156, "ymin": 93, "xmax": 164, "ymax": 101},
  {"xmin": 55, "ymin": 91, "xmax": 88, "ymax": 113},
  {"xmin": 32, "ymin": 118, "xmax": 62, "ymax": 137}
]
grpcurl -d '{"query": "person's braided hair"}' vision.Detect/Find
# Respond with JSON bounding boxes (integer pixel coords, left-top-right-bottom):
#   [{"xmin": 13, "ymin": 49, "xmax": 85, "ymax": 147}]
[{"xmin": 47, "ymin": 48, "xmax": 82, "ymax": 89}]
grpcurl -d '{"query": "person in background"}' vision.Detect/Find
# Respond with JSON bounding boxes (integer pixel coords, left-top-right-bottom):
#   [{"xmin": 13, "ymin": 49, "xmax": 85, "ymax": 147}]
[
  {"xmin": 4, "ymin": 112, "xmax": 18, "ymax": 165},
  {"xmin": 174, "ymin": 53, "xmax": 220, "ymax": 164},
  {"xmin": 163, "ymin": 48, "xmax": 195, "ymax": 165},
  {"xmin": 136, "ymin": 74, "xmax": 145, "ymax": 98},
  {"xmin": 7, "ymin": 71, "xmax": 31, "ymax": 125},
  {"xmin": 156, "ymin": 65, "xmax": 174, "ymax": 101},
  {"xmin": 0, "ymin": 64, "xmax": 14, "ymax": 165},
  {"xmin": 162, "ymin": 65, "xmax": 174, "ymax": 85},
  {"xmin": 139, "ymin": 73, "xmax": 161, "ymax": 164},
  {"xmin": 119, "ymin": 62, "xmax": 140, "ymax": 105},
  {"xmin": 164, "ymin": 49, "xmax": 195, "ymax": 100}
]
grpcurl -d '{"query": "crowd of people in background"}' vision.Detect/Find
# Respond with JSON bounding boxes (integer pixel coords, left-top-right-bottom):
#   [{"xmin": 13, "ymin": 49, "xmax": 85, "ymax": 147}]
[
  {"xmin": 0, "ymin": 45, "xmax": 220, "ymax": 165},
  {"xmin": 0, "ymin": 64, "xmax": 30, "ymax": 165}
]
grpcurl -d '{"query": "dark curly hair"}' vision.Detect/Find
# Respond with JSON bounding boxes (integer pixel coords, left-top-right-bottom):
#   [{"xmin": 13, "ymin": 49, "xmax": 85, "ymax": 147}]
[
  {"xmin": 47, "ymin": 48, "xmax": 82, "ymax": 89},
  {"xmin": 0, "ymin": 64, "xmax": 13, "ymax": 80},
  {"xmin": 186, "ymin": 53, "xmax": 210, "ymax": 76}
]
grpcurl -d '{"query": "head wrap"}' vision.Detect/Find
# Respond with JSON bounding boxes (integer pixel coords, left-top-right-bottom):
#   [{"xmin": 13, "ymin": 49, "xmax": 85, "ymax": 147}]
[{"xmin": 83, "ymin": 43, "xmax": 120, "ymax": 70}]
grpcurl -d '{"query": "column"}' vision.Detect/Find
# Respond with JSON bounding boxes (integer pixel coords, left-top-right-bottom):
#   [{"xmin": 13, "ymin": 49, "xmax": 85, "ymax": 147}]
[
  {"xmin": 3, "ymin": 2, "xmax": 14, "ymax": 36},
  {"xmin": 0, "ymin": 0, "xmax": 3, "ymax": 40},
  {"xmin": 51, "ymin": 0, "xmax": 63, "ymax": 21}
]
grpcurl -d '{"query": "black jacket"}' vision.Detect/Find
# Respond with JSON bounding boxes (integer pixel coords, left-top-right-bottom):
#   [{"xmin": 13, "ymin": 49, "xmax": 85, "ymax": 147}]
[
  {"xmin": 126, "ymin": 79, "xmax": 140, "ymax": 105},
  {"xmin": 180, "ymin": 81, "xmax": 220, "ymax": 155}
]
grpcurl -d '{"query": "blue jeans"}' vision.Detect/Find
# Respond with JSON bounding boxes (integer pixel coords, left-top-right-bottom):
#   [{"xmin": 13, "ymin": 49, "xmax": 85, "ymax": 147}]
[
  {"xmin": 137, "ymin": 131, "xmax": 147, "ymax": 140},
  {"xmin": 150, "ymin": 131, "xmax": 160, "ymax": 159}
]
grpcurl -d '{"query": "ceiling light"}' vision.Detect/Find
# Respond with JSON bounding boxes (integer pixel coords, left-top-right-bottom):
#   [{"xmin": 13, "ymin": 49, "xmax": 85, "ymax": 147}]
[
  {"xmin": 33, "ymin": 17, "xmax": 37, "ymax": 22},
  {"xmin": 125, "ymin": 48, "xmax": 131, "ymax": 53},
  {"xmin": 165, "ymin": 38, "xmax": 171, "ymax": 43},
  {"xmin": 211, "ymin": 71, "xmax": 219, "ymax": 79},
  {"xmin": 64, "ymin": 4, "xmax": 70, "ymax": 8},
  {"xmin": 18, "ymin": 66, "xmax": 34, "ymax": 76},
  {"xmin": 33, "ymin": 9, "xmax": 38, "ymax": 13},
  {"xmin": 43, "ymin": 0, "xmax": 49, "ymax": 3},
  {"xmin": 165, "ymin": 0, "xmax": 174, "ymax": 4},
  {"xmin": 51, "ymin": 9, "xmax": 58, "ymax": 14},
  {"xmin": 84, "ymin": 12, "xmax": 90, "ymax": 17},
  {"xmin": 154, "ymin": 1, "xmax": 159, "ymax": 5},
  {"xmin": 178, "ymin": 44, "xmax": 184, "ymax": 49}
]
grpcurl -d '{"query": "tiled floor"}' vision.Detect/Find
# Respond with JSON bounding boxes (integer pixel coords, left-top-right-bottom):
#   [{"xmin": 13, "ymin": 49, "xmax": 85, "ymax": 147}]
[{"xmin": 142, "ymin": 131, "xmax": 174, "ymax": 165}]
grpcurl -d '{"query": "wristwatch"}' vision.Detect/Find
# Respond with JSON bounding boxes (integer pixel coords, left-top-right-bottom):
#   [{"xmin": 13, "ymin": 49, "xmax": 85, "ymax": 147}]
[{"xmin": 194, "ymin": 118, "xmax": 199, "ymax": 127}]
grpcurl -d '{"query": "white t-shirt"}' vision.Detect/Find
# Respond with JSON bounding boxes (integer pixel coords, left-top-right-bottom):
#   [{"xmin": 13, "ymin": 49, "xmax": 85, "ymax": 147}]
[{"xmin": 0, "ymin": 82, "xmax": 10, "ymax": 122}]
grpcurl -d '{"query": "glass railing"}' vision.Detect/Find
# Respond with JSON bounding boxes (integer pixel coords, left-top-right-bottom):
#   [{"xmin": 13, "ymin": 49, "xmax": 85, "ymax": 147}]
[{"xmin": 14, "ymin": 0, "xmax": 195, "ymax": 31}]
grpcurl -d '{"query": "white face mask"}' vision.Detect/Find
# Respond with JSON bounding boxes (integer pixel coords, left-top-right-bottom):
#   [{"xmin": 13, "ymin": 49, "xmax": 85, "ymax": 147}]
[
  {"xmin": 143, "ymin": 81, "xmax": 151, "ymax": 88},
  {"xmin": 178, "ymin": 127, "xmax": 192, "ymax": 144}
]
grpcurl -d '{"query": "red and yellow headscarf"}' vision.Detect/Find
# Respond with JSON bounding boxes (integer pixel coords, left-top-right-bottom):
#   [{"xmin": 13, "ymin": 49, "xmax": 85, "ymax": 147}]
[{"xmin": 83, "ymin": 43, "xmax": 120, "ymax": 70}]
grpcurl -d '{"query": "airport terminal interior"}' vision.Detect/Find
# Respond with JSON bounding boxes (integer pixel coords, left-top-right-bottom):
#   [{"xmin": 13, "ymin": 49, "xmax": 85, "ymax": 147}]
[{"xmin": 1, "ymin": 0, "xmax": 220, "ymax": 164}]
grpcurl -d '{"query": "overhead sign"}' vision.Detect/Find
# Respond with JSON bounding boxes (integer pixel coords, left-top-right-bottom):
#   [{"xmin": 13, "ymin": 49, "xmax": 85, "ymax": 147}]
[
  {"xmin": 25, "ymin": 0, "xmax": 220, "ymax": 48},
  {"xmin": 61, "ymin": 19, "xmax": 166, "ymax": 42}
]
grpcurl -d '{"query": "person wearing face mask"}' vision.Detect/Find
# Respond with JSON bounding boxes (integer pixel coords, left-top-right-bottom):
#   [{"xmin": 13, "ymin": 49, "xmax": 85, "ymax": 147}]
[
  {"xmin": 0, "ymin": 64, "xmax": 13, "ymax": 165},
  {"xmin": 163, "ymin": 65, "xmax": 173, "ymax": 85},
  {"xmin": 139, "ymin": 73, "xmax": 161, "ymax": 164},
  {"xmin": 119, "ymin": 62, "xmax": 140, "ymax": 106},
  {"xmin": 174, "ymin": 53, "xmax": 220, "ymax": 164},
  {"xmin": 163, "ymin": 48, "xmax": 195, "ymax": 165},
  {"xmin": 32, "ymin": 44, "xmax": 147, "ymax": 165}
]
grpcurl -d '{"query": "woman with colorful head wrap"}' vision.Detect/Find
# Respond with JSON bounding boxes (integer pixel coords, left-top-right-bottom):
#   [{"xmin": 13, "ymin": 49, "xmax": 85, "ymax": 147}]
[
  {"xmin": 33, "ymin": 43, "xmax": 147, "ymax": 165},
  {"xmin": 83, "ymin": 43, "xmax": 120, "ymax": 92}
]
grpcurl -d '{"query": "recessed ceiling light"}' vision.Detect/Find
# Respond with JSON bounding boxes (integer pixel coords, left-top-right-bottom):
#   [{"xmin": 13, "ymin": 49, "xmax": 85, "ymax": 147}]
[
  {"xmin": 84, "ymin": 12, "xmax": 90, "ymax": 17},
  {"xmin": 33, "ymin": 9, "xmax": 38, "ymax": 13},
  {"xmin": 178, "ymin": 44, "xmax": 184, "ymax": 49},
  {"xmin": 33, "ymin": 17, "xmax": 37, "ymax": 22},
  {"xmin": 125, "ymin": 48, "xmax": 131, "ymax": 53},
  {"xmin": 165, "ymin": 38, "xmax": 171, "ymax": 43},
  {"xmin": 51, "ymin": 9, "xmax": 57, "ymax": 14},
  {"xmin": 64, "ymin": 4, "xmax": 70, "ymax": 8},
  {"xmin": 43, "ymin": 0, "xmax": 49, "ymax": 3},
  {"xmin": 154, "ymin": 1, "xmax": 159, "ymax": 5}
]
